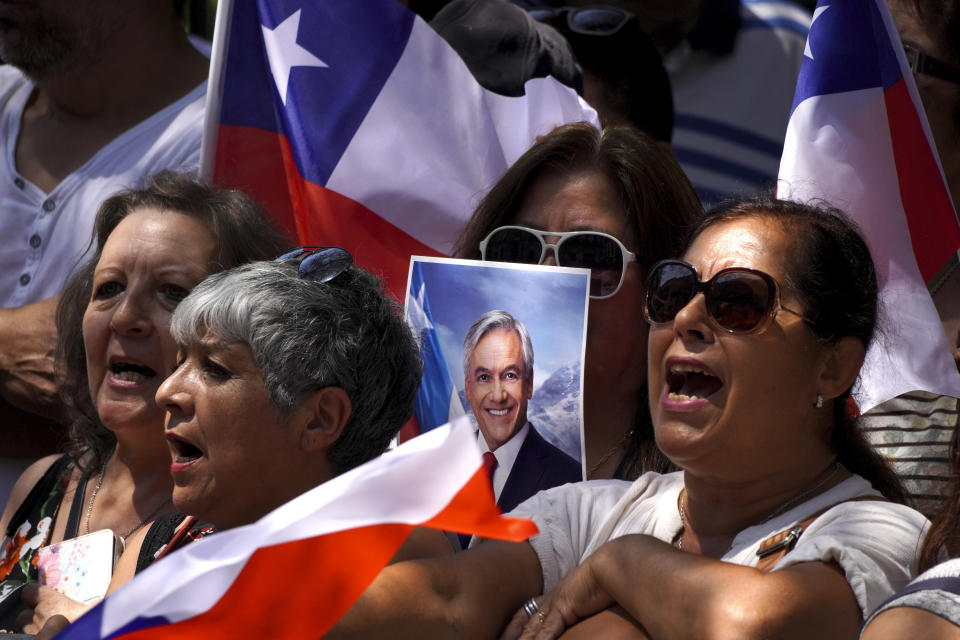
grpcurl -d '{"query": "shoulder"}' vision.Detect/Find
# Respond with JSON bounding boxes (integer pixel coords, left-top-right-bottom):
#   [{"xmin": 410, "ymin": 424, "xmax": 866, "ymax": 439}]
[
  {"xmin": 769, "ymin": 476, "xmax": 929, "ymax": 616},
  {"xmin": 509, "ymin": 472, "xmax": 678, "ymax": 592},
  {"xmin": 862, "ymin": 559, "xmax": 960, "ymax": 637},
  {"xmin": 0, "ymin": 65, "xmax": 28, "ymax": 104},
  {"xmin": 511, "ymin": 471, "xmax": 677, "ymax": 537},
  {"xmin": 0, "ymin": 454, "xmax": 69, "ymax": 535}
]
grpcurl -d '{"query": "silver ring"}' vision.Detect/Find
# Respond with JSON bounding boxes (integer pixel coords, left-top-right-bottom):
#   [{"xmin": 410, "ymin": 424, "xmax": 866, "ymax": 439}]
[{"xmin": 522, "ymin": 597, "xmax": 541, "ymax": 617}]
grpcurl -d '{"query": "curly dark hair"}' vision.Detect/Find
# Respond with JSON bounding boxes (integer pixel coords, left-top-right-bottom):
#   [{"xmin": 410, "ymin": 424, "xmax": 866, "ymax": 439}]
[{"xmin": 55, "ymin": 171, "xmax": 289, "ymax": 475}]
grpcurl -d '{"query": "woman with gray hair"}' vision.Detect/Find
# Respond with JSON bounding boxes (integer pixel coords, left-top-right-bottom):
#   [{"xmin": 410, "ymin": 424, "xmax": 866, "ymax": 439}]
[
  {"xmin": 27, "ymin": 248, "xmax": 433, "ymax": 638},
  {"xmin": 155, "ymin": 248, "xmax": 424, "ymax": 528},
  {"xmin": 111, "ymin": 248, "xmax": 430, "ymax": 571}
]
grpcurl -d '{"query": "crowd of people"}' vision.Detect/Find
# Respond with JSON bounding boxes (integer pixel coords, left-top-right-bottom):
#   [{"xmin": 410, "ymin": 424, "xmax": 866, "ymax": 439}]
[{"xmin": 1, "ymin": 0, "xmax": 960, "ymax": 638}]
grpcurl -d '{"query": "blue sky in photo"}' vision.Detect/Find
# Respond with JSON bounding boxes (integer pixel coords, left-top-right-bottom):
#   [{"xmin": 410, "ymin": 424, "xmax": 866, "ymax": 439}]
[{"xmin": 410, "ymin": 258, "xmax": 589, "ymax": 392}]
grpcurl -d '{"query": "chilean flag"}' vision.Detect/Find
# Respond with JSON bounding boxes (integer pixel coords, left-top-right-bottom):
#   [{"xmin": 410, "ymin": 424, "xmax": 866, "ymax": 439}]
[
  {"xmin": 406, "ymin": 261, "xmax": 466, "ymax": 433},
  {"xmin": 778, "ymin": 0, "xmax": 960, "ymax": 411},
  {"xmin": 55, "ymin": 419, "xmax": 535, "ymax": 640},
  {"xmin": 201, "ymin": 0, "xmax": 598, "ymax": 299}
]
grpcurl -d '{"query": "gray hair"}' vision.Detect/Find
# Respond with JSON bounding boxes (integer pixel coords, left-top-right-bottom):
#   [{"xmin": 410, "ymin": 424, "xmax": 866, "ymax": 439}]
[
  {"xmin": 461, "ymin": 310, "xmax": 534, "ymax": 381},
  {"xmin": 170, "ymin": 260, "xmax": 423, "ymax": 474}
]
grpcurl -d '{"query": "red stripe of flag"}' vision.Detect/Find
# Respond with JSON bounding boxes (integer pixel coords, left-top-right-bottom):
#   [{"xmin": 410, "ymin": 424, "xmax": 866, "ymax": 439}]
[
  {"xmin": 214, "ymin": 124, "xmax": 443, "ymax": 299},
  {"xmin": 111, "ymin": 468, "xmax": 535, "ymax": 639},
  {"xmin": 115, "ymin": 524, "xmax": 413, "ymax": 640},
  {"xmin": 884, "ymin": 78, "xmax": 960, "ymax": 283}
]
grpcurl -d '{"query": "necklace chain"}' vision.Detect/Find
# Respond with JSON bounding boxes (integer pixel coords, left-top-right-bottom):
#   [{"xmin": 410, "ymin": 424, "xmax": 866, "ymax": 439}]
[
  {"xmin": 84, "ymin": 462, "xmax": 172, "ymax": 542},
  {"xmin": 587, "ymin": 429, "xmax": 633, "ymax": 479},
  {"xmin": 674, "ymin": 462, "xmax": 842, "ymax": 552}
]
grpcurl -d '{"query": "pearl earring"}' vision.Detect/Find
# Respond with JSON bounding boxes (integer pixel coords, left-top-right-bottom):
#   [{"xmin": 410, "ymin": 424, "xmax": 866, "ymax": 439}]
[{"xmin": 815, "ymin": 393, "xmax": 824, "ymax": 409}]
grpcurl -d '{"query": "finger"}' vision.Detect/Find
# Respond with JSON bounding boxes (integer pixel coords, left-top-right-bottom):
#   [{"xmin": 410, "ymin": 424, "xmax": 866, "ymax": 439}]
[
  {"xmin": 20, "ymin": 582, "xmax": 40, "ymax": 606},
  {"xmin": 538, "ymin": 607, "xmax": 570, "ymax": 640},
  {"xmin": 500, "ymin": 607, "xmax": 531, "ymax": 640},
  {"xmin": 518, "ymin": 609, "xmax": 558, "ymax": 640},
  {"xmin": 14, "ymin": 607, "xmax": 35, "ymax": 633},
  {"xmin": 37, "ymin": 614, "xmax": 71, "ymax": 640}
]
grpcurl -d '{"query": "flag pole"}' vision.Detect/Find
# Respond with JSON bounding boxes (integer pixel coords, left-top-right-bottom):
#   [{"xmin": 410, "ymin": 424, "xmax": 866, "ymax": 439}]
[{"xmin": 199, "ymin": 0, "xmax": 235, "ymax": 183}]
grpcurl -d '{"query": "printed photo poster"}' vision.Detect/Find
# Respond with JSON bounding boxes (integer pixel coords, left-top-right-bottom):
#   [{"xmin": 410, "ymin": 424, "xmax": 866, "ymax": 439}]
[{"xmin": 404, "ymin": 257, "xmax": 590, "ymax": 490}]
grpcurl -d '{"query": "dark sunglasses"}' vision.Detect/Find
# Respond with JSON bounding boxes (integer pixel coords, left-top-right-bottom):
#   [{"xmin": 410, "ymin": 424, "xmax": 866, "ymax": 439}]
[
  {"xmin": 479, "ymin": 225, "xmax": 637, "ymax": 299},
  {"xmin": 528, "ymin": 5, "xmax": 634, "ymax": 36},
  {"xmin": 644, "ymin": 259, "xmax": 813, "ymax": 334},
  {"xmin": 904, "ymin": 44, "xmax": 960, "ymax": 85},
  {"xmin": 275, "ymin": 246, "xmax": 353, "ymax": 283}
]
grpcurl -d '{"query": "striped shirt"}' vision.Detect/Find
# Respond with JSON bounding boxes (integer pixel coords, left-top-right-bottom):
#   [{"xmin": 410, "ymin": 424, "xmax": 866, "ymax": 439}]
[
  {"xmin": 860, "ymin": 391, "xmax": 959, "ymax": 519},
  {"xmin": 665, "ymin": 0, "xmax": 812, "ymax": 205}
]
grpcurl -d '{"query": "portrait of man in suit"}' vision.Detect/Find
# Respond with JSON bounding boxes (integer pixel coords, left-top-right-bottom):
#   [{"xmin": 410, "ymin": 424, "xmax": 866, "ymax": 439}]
[{"xmin": 462, "ymin": 310, "xmax": 582, "ymax": 514}]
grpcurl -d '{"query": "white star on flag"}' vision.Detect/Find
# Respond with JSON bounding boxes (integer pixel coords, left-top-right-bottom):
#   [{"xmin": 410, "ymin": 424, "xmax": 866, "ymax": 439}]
[
  {"xmin": 261, "ymin": 9, "xmax": 328, "ymax": 106},
  {"xmin": 804, "ymin": 6, "xmax": 830, "ymax": 60}
]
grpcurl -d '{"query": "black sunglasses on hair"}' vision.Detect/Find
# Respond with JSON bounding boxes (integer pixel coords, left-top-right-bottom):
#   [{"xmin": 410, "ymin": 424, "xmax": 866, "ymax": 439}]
[
  {"xmin": 479, "ymin": 225, "xmax": 637, "ymax": 299},
  {"xmin": 644, "ymin": 259, "xmax": 814, "ymax": 334},
  {"xmin": 528, "ymin": 5, "xmax": 634, "ymax": 36},
  {"xmin": 275, "ymin": 246, "xmax": 353, "ymax": 283}
]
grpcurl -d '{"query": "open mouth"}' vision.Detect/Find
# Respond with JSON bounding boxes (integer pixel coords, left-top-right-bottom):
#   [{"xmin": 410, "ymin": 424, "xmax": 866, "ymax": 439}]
[
  {"xmin": 167, "ymin": 433, "xmax": 203, "ymax": 464},
  {"xmin": 110, "ymin": 361, "xmax": 157, "ymax": 383},
  {"xmin": 485, "ymin": 407, "xmax": 512, "ymax": 417},
  {"xmin": 666, "ymin": 363, "xmax": 723, "ymax": 401}
]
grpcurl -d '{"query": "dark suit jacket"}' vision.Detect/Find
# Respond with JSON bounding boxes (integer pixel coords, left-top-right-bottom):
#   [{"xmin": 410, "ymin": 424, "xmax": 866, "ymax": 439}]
[{"xmin": 497, "ymin": 423, "xmax": 582, "ymax": 514}]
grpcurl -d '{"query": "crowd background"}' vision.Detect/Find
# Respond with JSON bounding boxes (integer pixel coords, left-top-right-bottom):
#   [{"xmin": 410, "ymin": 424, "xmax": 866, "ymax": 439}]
[{"xmin": 1, "ymin": 0, "xmax": 959, "ymax": 637}]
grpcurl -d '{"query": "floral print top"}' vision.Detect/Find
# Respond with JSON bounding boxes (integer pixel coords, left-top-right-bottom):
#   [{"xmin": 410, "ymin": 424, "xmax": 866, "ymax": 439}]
[{"xmin": 0, "ymin": 456, "xmax": 74, "ymax": 621}]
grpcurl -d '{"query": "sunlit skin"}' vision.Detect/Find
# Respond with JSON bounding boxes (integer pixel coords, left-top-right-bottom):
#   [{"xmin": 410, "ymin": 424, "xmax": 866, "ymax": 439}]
[
  {"xmin": 465, "ymin": 329, "xmax": 532, "ymax": 452},
  {"xmin": 157, "ymin": 334, "xmax": 327, "ymax": 530},
  {"xmin": 648, "ymin": 217, "xmax": 835, "ymax": 486},
  {"xmin": 515, "ymin": 170, "xmax": 646, "ymax": 475},
  {"xmin": 81, "ymin": 209, "xmax": 217, "ymax": 434}
]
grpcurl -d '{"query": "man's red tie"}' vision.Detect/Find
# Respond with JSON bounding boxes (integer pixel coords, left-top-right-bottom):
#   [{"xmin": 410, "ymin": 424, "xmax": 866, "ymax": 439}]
[{"xmin": 482, "ymin": 451, "xmax": 498, "ymax": 489}]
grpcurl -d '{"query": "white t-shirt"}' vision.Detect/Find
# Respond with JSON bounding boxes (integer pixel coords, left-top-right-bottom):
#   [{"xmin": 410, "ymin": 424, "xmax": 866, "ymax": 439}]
[
  {"xmin": 511, "ymin": 471, "xmax": 929, "ymax": 617},
  {"xmin": 0, "ymin": 65, "xmax": 206, "ymax": 307}
]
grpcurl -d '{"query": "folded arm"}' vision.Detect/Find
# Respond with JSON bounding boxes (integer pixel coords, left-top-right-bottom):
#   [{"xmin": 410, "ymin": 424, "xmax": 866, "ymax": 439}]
[
  {"xmin": 518, "ymin": 534, "xmax": 860, "ymax": 640},
  {"xmin": 328, "ymin": 538, "xmax": 542, "ymax": 640}
]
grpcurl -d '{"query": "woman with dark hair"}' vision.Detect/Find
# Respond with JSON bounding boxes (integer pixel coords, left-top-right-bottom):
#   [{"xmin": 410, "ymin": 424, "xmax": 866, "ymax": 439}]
[
  {"xmin": 330, "ymin": 197, "xmax": 927, "ymax": 639},
  {"xmin": 454, "ymin": 122, "xmax": 700, "ymax": 480},
  {"xmin": 0, "ymin": 172, "xmax": 287, "ymax": 630}
]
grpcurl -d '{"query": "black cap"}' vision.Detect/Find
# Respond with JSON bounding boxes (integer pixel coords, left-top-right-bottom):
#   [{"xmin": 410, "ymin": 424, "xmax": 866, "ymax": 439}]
[{"xmin": 430, "ymin": 0, "xmax": 583, "ymax": 97}]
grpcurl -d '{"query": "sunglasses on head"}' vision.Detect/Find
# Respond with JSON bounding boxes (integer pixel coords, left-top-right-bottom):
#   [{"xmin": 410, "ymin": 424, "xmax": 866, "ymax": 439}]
[
  {"xmin": 275, "ymin": 246, "xmax": 353, "ymax": 283},
  {"xmin": 644, "ymin": 259, "xmax": 813, "ymax": 334},
  {"xmin": 479, "ymin": 225, "xmax": 637, "ymax": 299},
  {"xmin": 528, "ymin": 5, "xmax": 634, "ymax": 36},
  {"xmin": 904, "ymin": 44, "xmax": 960, "ymax": 85}
]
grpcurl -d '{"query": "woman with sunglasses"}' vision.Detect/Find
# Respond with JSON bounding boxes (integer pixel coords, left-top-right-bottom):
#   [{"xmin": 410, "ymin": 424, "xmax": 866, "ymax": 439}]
[
  {"xmin": 455, "ymin": 122, "xmax": 700, "ymax": 480},
  {"xmin": 330, "ymin": 197, "xmax": 927, "ymax": 639}
]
